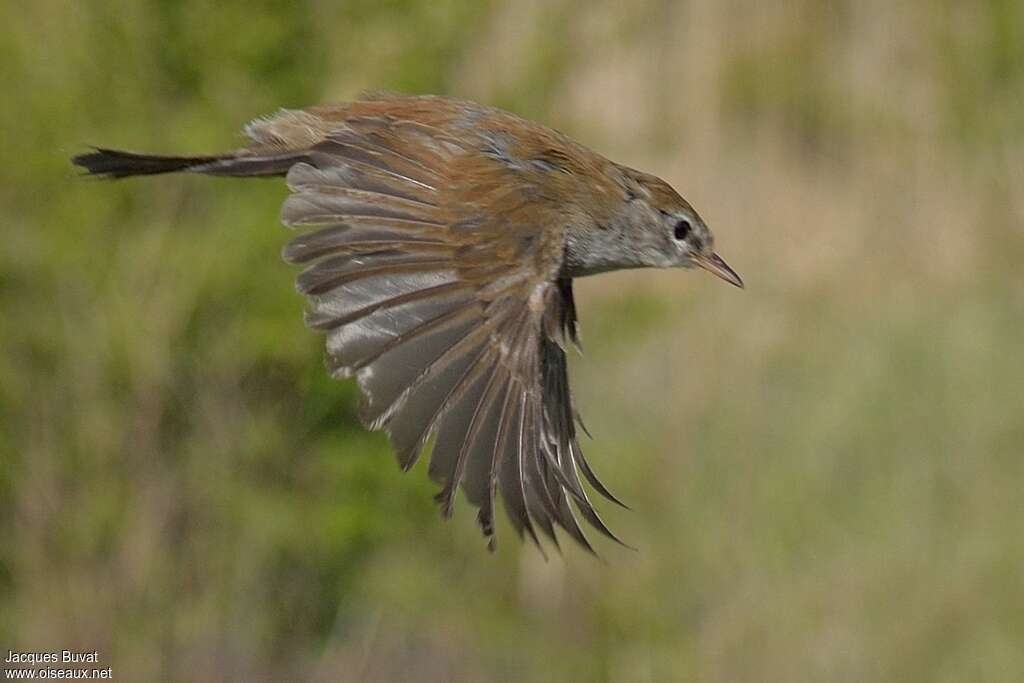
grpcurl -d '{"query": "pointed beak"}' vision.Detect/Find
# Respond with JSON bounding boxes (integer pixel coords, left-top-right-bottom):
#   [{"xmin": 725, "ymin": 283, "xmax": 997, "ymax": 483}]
[{"xmin": 694, "ymin": 252, "xmax": 744, "ymax": 289}]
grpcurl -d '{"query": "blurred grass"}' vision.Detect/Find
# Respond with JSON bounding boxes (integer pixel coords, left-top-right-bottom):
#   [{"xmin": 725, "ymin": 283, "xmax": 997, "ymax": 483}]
[{"xmin": 1, "ymin": 0, "xmax": 1022, "ymax": 681}]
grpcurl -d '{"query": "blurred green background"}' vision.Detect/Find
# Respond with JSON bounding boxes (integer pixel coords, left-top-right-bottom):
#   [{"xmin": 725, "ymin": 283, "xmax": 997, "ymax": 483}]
[{"xmin": 2, "ymin": 1, "xmax": 1023, "ymax": 680}]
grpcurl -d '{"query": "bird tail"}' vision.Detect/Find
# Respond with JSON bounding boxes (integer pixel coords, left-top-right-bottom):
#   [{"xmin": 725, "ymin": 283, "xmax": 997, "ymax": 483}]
[{"xmin": 71, "ymin": 147, "xmax": 305, "ymax": 179}]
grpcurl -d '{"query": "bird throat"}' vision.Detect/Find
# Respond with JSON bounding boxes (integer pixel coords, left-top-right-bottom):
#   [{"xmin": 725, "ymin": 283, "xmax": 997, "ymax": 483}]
[{"xmin": 561, "ymin": 220, "xmax": 649, "ymax": 278}]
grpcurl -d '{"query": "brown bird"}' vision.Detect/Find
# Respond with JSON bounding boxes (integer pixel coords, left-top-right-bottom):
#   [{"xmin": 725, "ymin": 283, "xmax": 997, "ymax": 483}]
[{"xmin": 72, "ymin": 92, "xmax": 742, "ymax": 554}]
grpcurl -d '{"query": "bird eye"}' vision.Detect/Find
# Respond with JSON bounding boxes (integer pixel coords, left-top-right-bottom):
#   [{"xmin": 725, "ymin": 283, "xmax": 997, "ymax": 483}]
[{"xmin": 673, "ymin": 219, "xmax": 692, "ymax": 241}]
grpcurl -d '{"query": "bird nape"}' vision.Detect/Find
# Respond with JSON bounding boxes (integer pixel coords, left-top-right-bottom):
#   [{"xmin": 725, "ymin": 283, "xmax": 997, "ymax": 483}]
[{"xmin": 72, "ymin": 92, "xmax": 742, "ymax": 555}]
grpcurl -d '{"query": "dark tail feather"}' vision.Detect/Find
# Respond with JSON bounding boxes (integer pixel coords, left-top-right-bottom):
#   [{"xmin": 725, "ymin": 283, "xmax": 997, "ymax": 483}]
[{"xmin": 71, "ymin": 147, "xmax": 306, "ymax": 179}]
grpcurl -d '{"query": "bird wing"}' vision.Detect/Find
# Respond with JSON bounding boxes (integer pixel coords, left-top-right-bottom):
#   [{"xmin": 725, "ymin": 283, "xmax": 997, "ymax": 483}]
[{"xmin": 278, "ymin": 104, "xmax": 624, "ymax": 552}]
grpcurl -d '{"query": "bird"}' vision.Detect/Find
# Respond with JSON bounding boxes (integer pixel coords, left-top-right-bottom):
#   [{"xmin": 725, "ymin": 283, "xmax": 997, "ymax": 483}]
[{"xmin": 72, "ymin": 92, "xmax": 742, "ymax": 554}]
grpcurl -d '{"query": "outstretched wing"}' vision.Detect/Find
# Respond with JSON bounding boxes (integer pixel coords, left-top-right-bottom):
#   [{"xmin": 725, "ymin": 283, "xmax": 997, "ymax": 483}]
[{"xmin": 279, "ymin": 101, "xmax": 624, "ymax": 552}]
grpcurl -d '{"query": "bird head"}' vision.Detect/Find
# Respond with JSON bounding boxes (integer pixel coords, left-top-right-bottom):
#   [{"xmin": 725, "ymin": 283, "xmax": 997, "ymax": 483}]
[{"xmin": 615, "ymin": 166, "xmax": 743, "ymax": 288}]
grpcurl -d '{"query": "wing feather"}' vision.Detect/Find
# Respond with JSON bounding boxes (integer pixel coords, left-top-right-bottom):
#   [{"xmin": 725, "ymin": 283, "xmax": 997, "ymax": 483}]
[
  {"xmin": 288, "ymin": 155, "xmax": 439, "ymax": 201},
  {"xmin": 385, "ymin": 339, "xmax": 491, "ymax": 469},
  {"xmin": 497, "ymin": 392, "xmax": 540, "ymax": 545},
  {"xmin": 431, "ymin": 359, "xmax": 502, "ymax": 518}
]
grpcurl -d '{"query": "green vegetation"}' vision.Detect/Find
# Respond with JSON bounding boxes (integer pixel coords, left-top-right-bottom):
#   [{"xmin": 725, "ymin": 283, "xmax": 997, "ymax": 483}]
[{"xmin": 1, "ymin": 1, "xmax": 1021, "ymax": 680}]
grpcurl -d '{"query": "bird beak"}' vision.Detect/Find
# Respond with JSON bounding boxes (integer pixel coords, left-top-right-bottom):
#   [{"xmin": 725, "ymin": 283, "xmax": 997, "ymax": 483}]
[{"xmin": 694, "ymin": 252, "xmax": 744, "ymax": 289}]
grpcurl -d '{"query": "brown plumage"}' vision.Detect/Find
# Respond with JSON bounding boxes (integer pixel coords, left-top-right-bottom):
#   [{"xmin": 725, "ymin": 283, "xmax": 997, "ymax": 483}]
[{"xmin": 72, "ymin": 92, "xmax": 742, "ymax": 554}]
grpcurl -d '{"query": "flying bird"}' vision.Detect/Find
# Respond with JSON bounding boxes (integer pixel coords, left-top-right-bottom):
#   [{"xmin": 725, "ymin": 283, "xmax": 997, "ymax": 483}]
[{"xmin": 73, "ymin": 93, "xmax": 742, "ymax": 554}]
